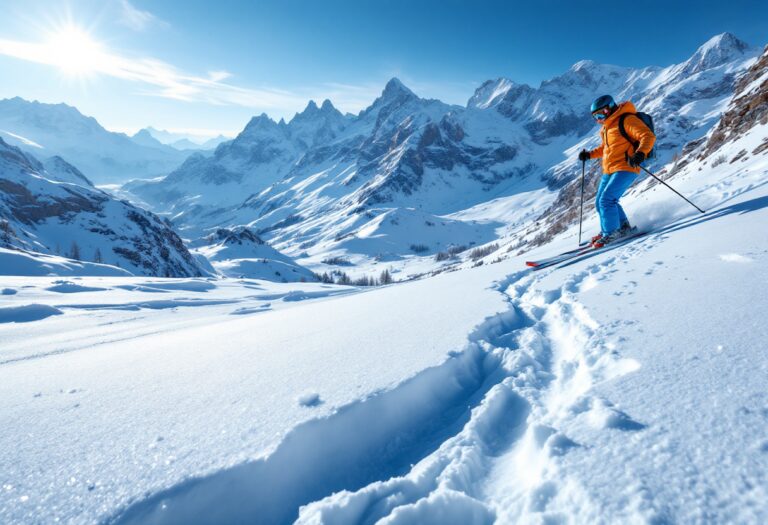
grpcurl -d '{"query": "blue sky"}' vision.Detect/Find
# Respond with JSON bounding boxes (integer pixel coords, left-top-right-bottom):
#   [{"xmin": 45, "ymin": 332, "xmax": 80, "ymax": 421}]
[{"xmin": 0, "ymin": 0, "xmax": 766, "ymax": 138}]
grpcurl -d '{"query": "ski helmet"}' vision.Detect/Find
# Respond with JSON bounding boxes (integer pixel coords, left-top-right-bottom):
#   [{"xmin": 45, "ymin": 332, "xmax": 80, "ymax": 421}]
[{"xmin": 590, "ymin": 95, "xmax": 617, "ymax": 114}]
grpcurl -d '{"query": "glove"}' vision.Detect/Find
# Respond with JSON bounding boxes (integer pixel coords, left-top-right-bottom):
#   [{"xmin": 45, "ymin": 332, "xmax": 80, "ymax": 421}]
[
  {"xmin": 578, "ymin": 149, "xmax": 590, "ymax": 162},
  {"xmin": 628, "ymin": 151, "xmax": 646, "ymax": 167}
]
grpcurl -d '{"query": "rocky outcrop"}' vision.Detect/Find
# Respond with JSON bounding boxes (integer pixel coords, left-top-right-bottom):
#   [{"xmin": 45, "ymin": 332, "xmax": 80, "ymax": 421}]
[{"xmin": 704, "ymin": 45, "xmax": 768, "ymax": 155}]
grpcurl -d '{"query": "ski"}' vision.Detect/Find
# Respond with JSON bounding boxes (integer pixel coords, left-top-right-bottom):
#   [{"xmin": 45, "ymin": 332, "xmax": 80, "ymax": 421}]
[
  {"xmin": 525, "ymin": 231, "xmax": 648, "ymax": 270},
  {"xmin": 525, "ymin": 243, "xmax": 595, "ymax": 269}
]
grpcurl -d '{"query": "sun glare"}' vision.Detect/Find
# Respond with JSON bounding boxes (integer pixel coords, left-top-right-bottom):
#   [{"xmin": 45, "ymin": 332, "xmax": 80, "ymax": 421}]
[{"xmin": 46, "ymin": 25, "xmax": 104, "ymax": 76}]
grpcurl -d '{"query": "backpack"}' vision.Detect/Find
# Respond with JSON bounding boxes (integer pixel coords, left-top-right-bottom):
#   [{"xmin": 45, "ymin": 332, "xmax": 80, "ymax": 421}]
[{"xmin": 618, "ymin": 112, "xmax": 655, "ymax": 159}]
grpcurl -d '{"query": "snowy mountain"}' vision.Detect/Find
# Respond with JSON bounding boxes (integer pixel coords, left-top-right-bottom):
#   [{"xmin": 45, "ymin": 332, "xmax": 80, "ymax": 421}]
[
  {"xmin": 124, "ymin": 34, "xmax": 759, "ymax": 280},
  {"xmin": 0, "ymin": 137, "xmax": 206, "ymax": 277},
  {"xmin": 170, "ymin": 138, "xmax": 202, "ymax": 150},
  {"xmin": 129, "ymin": 128, "xmax": 168, "ymax": 150},
  {"xmin": 135, "ymin": 126, "xmax": 230, "ymax": 151},
  {"xmin": 191, "ymin": 226, "xmax": 318, "ymax": 281},
  {"xmin": 0, "ymin": 98, "xmax": 192, "ymax": 183}
]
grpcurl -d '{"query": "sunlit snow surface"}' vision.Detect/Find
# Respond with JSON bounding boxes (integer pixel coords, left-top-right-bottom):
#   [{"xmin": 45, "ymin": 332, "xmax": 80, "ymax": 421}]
[{"xmin": 2, "ymin": 119, "xmax": 768, "ymax": 524}]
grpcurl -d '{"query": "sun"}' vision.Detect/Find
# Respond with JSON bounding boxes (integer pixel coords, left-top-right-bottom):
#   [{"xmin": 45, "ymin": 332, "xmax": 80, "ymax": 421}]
[{"xmin": 45, "ymin": 25, "xmax": 105, "ymax": 77}]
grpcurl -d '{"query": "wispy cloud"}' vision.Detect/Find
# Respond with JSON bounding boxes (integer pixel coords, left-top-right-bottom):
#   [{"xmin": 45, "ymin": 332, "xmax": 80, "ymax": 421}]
[
  {"xmin": 117, "ymin": 0, "xmax": 165, "ymax": 32},
  {"xmin": 0, "ymin": 35, "xmax": 384, "ymax": 118}
]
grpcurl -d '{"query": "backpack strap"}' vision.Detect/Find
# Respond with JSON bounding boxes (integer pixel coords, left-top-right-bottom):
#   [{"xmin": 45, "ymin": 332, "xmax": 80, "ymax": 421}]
[{"xmin": 618, "ymin": 113, "xmax": 641, "ymax": 152}]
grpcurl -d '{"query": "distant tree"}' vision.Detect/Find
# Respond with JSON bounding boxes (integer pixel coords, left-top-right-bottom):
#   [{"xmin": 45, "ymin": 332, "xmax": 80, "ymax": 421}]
[
  {"xmin": 379, "ymin": 269, "xmax": 393, "ymax": 285},
  {"xmin": 336, "ymin": 272, "xmax": 351, "ymax": 285},
  {"xmin": 69, "ymin": 241, "xmax": 81, "ymax": 261},
  {"xmin": 93, "ymin": 248, "xmax": 103, "ymax": 264}
]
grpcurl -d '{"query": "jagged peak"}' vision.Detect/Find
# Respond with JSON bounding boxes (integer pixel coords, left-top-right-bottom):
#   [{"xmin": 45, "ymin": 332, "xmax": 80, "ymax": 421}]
[
  {"xmin": 382, "ymin": 77, "xmax": 416, "ymax": 99},
  {"xmin": 358, "ymin": 78, "xmax": 420, "ymax": 118},
  {"xmin": 289, "ymin": 98, "xmax": 343, "ymax": 125},
  {"xmin": 243, "ymin": 112, "xmax": 278, "ymax": 131}
]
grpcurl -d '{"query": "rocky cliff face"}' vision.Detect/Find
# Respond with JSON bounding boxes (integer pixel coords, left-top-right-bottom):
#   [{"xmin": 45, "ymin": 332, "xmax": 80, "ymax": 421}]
[{"xmin": 704, "ymin": 45, "xmax": 768, "ymax": 155}]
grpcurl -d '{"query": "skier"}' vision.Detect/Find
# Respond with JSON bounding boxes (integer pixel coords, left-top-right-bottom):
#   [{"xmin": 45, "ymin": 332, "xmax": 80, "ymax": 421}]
[{"xmin": 578, "ymin": 95, "xmax": 655, "ymax": 247}]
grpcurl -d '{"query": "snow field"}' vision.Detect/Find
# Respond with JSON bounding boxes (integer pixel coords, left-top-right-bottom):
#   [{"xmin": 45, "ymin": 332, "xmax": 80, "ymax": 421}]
[{"xmin": 0, "ymin": 266, "xmax": 508, "ymax": 524}]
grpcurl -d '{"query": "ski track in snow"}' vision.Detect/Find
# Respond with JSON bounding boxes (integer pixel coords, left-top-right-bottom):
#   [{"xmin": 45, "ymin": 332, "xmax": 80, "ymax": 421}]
[{"xmin": 106, "ymin": 237, "xmax": 662, "ymax": 525}]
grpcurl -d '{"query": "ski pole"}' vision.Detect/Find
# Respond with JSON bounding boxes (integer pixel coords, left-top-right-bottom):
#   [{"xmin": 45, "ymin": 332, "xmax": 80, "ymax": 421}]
[
  {"xmin": 578, "ymin": 159, "xmax": 586, "ymax": 245},
  {"xmin": 639, "ymin": 165, "xmax": 705, "ymax": 214}
]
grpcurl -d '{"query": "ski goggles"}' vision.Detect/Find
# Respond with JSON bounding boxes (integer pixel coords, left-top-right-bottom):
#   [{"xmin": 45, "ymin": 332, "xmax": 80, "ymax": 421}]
[{"xmin": 592, "ymin": 107, "xmax": 611, "ymax": 120}]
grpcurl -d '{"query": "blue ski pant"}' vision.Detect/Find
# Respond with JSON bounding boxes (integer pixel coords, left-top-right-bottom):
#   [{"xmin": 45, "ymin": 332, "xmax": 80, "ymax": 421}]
[{"xmin": 595, "ymin": 171, "xmax": 637, "ymax": 235}]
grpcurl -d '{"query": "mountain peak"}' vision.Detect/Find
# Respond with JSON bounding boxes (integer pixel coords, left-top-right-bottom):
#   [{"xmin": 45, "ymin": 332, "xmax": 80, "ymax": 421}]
[
  {"xmin": 684, "ymin": 32, "xmax": 750, "ymax": 74},
  {"xmin": 290, "ymin": 98, "xmax": 342, "ymax": 125},
  {"xmin": 133, "ymin": 128, "xmax": 153, "ymax": 139},
  {"xmin": 699, "ymin": 32, "xmax": 749, "ymax": 54},
  {"xmin": 244, "ymin": 113, "xmax": 278, "ymax": 132},
  {"xmin": 570, "ymin": 59, "xmax": 596, "ymax": 72},
  {"xmin": 382, "ymin": 77, "xmax": 416, "ymax": 99}
]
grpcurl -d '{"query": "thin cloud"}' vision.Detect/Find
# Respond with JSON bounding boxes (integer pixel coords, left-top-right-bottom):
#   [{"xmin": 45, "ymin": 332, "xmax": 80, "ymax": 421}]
[
  {"xmin": 207, "ymin": 70, "xmax": 233, "ymax": 82},
  {"xmin": 118, "ymin": 0, "xmax": 165, "ymax": 32},
  {"xmin": 0, "ymin": 25, "xmax": 431, "ymax": 123},
  {"xmin": 0, "ymin": 34, "xmax": 383, "ymax": 117}
]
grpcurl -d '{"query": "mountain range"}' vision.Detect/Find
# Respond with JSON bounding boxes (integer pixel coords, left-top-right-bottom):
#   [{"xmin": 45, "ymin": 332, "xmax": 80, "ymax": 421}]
[
  {"xmin": 124, "ymin": 32, "xmax": 759, "ymax": 277},
  {"xmin": 132, "ymin": 127, "xmax": 230, "ymax": 151},
  {"xmin": 0, "ymin": 98, "xmax": 193, "ymax": 184}
]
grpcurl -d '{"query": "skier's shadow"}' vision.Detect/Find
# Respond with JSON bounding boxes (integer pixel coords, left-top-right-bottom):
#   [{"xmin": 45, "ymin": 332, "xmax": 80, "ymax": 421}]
[
  {"xmin": 556, "ymin": 194, "xmax": 768, "ymax": 270},
  {"xmin": 654, "ymin": 194, "xmax": 768, "ymax": 237}
]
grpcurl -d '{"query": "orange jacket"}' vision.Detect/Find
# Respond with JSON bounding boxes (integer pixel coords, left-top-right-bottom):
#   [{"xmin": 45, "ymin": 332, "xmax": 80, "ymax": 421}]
[{"xmin": 588, "ymin": 101, "xmax": 656, "ymax": 174}]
